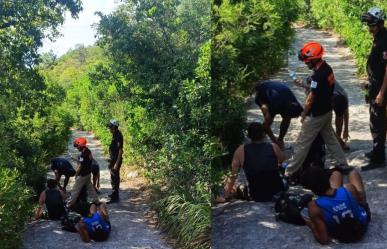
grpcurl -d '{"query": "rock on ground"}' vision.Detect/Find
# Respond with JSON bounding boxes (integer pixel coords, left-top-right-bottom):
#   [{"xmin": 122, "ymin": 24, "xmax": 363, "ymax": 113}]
[
  {"xmin": 22, "ymin": 130, "xmax": 170, "ymax": 249},
  {"xmin": 212, "ymin": 26, "xmax": 387, "ymax": 249}
]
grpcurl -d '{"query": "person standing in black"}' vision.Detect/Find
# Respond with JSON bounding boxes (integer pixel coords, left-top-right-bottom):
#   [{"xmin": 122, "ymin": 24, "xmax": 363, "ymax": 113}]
[
  {"xmin": 107, "ymin": 120, "xmax": 123, "ymax": 203},
  {"xmin": 361, "ymin": 7, "xmax": 387, "ymax": 171}
]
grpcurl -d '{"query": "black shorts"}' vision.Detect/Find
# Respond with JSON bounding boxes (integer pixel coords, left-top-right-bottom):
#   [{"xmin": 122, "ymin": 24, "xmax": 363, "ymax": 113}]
[
  {"xmin": 91, "ymin": 163, "xmax": 100, "ymax": 175},
  {"xmin": 333, "ymin": 94, "xmax": 348, "ymax": 117}
]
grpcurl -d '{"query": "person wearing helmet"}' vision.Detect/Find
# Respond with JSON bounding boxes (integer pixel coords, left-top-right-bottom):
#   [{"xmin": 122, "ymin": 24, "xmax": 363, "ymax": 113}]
[
  {"xmin": 294, "ymin": 77, "xmax": 350, "ymax": 151},
  {"xmin": 107, "ymin": 120, "xmax": 123, "ymax": 203},
  {"xmin": 254, "ymin": 80, "xmax": 303, "ymax": 149},
  {"xmin": 67, "ymin": 137, "xmax": 99, "ymax": 208},
  {"xmin": 285, "ymin": 42, "xmax": 351, "ymax": 177},
  {"xmin": 360, "ymin": 7, "xmax": 387, "ymax": 171}
]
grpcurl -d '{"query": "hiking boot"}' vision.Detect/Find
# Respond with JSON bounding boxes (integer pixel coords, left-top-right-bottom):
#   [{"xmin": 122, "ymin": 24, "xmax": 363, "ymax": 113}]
[
  {"xmin": 107, "ymin": 197, "xmax": 119, "ymax": 204},
  {"xmin": 361, "ymin": 161, "xmax": 385, "ymax": 171},
  {"xmin": 364, "ymin": 151, "xmax": 373, "ymax": 159}
]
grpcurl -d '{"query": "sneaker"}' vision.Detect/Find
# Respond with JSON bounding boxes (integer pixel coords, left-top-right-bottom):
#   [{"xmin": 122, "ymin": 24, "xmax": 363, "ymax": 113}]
[
  {"xmin": 334, "ymin": 164, "xmax": 353, "ymax": 175},
  {"xmin": 361, "ymin": 161, "xmax": 385, "ymax": 171}
]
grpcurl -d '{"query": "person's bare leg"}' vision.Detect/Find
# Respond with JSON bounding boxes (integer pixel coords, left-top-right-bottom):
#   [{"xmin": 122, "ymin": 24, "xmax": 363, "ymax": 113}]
[
  {"xmin": 348, "ymin": 169, "xmax": 366, "ymax": 203},
  {"xmin": 89, "ymin": 203, "xmax": 97, "ymax": 214},
  {"xmin": 63, "ymin": 176, "xmax": 70, "ymax": 191},
  {"xmin": 330, "ymin": 170, "xmax": 343, "ymax": 189},
  {"xmin": 98, "ymin": 203, "xmax": 109, "ymax": 220}
]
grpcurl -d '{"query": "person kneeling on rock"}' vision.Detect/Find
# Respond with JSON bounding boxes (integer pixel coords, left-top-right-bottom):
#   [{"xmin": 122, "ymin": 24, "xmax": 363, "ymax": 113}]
[
  {"xmin": 219, "ymin": 122, "xmax": 286, "ymax": 202},
  {"xmin": 76, "ymin": 202, "xmax": 111, "ymax": 242},
  {"xmin": 301, "ymin": 167, "xmax": 370, "ymax": 244}
]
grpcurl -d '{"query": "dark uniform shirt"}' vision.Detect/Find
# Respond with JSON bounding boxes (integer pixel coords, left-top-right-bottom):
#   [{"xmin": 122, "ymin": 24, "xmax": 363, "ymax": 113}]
[
  {"xmin": 255, "ymin": 81, "xmax": 301, "ymax": 117},
  {"xmin": 79, "ymin": 147, "xmax": 93, "ymax": 176},
  {"xmin": 109, "ymin": 130, "xmax": 123, "ymax": 163},
  {"xmin": 367, "ymin": 28, "xmax": 387, "ymax": 97},
  {"xmin": 309, "ymin": 61, "xmax": 335, "ymax": 116},
  {"xmin": 51, "ymin": 158, "xmax": 75, "ymax": 176}
]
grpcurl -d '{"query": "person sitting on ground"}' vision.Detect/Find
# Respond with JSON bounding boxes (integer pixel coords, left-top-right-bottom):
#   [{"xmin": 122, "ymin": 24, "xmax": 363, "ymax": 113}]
[
  {"xmin": 301, "ymin": 167, "xmax": 370, "ymax": 244},
  {"xmin": 76, "ymin": 203, "xmax": 111, "ymax": 242},
  {"xmin": 91, "ymin": 159, "xmax": 100, "ymax": 194},
  {"xmin": 35, "ymin": 179, "xmax": 67, "ymax": 220},
  {"xmin": 51, "ymin": 157, "xmax": 76, "ymax": 192},
  {"xmin": 294, "ymin": 77, "xmax": 350, "ymax": 150},
  {"xmin": 221, "ymin": 122, "xmax": 286, "ymax": 202},
  {"xmin": 255, "ymin": 80, "xmax": 303, "ymax": 149}
]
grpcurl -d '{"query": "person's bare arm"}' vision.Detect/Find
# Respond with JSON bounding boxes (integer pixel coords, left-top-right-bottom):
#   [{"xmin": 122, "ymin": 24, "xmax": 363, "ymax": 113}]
[
  {"xmin": 307, "ymin": 201, "xmax": 331, "ymax": 245},
  {"xmin": 59, "ymin": 188, "xmax": 66, "ymax": 200},
  {"xmin": 78, "ymin": 220, "xmax": 91, "ymax": 242},
  {"xmin": 113, "ymin": 148, "xmax": 123, "ymax": 171},
  {"xmin": 260, "ymin": 104, "xmax": 277, "ymax": 144},
  {"xmin": 272, "ymin": 143, "xmax": 285, "ymax": 164},
  {"xmin": 224, "ymin": 145, "xmax": 244, "ymax": 199},
  {"xmin": 34, "ymin": 191, "xmax": 46, "ymax": 220},
  {"xmin": 301, "ymin": 92, "xmax": 315, "ymax": 122},
  {"xmin": 75, "ymin": 163, "xmax": 81, "ymax": 178},
  {"xmin": 375, "ymin": 65, "xmax": 387, "ymax": 106},
  {"xmin": 343, "ymin": 107, "xmax": 349, "ymax": 141}
]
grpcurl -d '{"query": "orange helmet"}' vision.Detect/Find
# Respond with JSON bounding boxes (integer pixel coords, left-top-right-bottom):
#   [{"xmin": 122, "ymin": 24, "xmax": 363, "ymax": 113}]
[
  {"xmin": 298, "ymin": 42, "xmax": 324, "ymax": 63},
  {"xmin": 73, "ymin": 137, "xmax": 87, "ymax": 148}
]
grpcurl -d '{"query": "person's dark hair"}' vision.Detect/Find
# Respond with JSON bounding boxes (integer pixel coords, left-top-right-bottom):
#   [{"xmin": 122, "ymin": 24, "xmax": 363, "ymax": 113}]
[
  {"xmin": 47, "ymin": 179, "xmax": 58, "ymax": 189},
  {"xmin": 329, "ymin": 217, "xmax": 366, "ymax": 243},
  {"xmin": 301, "ymin": 167, "xmax": 330, "ymax": 195},
  {"xmin": 90, "ymin": 227, "xmax": 109, "ymax": 241},
  {"xmin": 247, "ymin": 122, "xmax": 265, "ymax": 142}
]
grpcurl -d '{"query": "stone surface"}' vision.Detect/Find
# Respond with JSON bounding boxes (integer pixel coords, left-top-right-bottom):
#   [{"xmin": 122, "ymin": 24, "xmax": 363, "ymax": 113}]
[{"xmin": 22, "ymin": 130, "xmax": 170, "ymax": 249}]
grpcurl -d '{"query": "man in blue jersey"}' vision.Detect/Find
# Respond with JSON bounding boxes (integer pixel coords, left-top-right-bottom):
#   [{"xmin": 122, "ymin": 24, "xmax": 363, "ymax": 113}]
[
  {"xmin": 76, "ymin": 203, "xmax": 111, "ymax": 242},
  {"xmin": 301, "ymin": 167, "xmax": 370, "ymax": 244}
]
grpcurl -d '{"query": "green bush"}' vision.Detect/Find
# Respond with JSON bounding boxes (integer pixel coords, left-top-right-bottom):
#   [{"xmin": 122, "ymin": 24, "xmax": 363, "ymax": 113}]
[
  {"xmin": 307, "ymin": 0, "xmax": 387, "ymax": 75},
  {"xmin": 0, "ymin": 168, "xmax": 33, "ymax": 249}
]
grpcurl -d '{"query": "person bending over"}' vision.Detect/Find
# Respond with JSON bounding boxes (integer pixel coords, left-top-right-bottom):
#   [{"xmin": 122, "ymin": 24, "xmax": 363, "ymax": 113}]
[
  {"xmin": 301, "ymin": 167, "xmax": 370, "ymax": 244},
  {"xmin": 51, "ymin": 157, "xmax": 76, "ymax": 192}
]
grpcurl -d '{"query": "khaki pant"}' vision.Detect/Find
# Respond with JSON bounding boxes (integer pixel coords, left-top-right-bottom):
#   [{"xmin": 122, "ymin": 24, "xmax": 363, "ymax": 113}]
[
  {"xmin": 286, "ymin": 111, "xmax": 347, "ymax": 175},
  {"xmin": 67, "ymin": 173, "xmax": 98, "ymax": 207}
]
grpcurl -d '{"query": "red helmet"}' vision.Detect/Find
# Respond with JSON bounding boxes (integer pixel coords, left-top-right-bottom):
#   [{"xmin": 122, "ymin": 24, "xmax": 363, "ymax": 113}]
[
  {"xmin": 298, "ymin": 42, "xmax": 324, "ymax": 63},
  {"xmin": 73, "ymin": 137, "xmax": 87, "ymax": 148}
]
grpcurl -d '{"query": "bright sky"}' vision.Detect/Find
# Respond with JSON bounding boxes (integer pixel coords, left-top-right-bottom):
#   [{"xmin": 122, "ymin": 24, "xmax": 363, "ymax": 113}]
[{"xmin": 40, "ymin": 0, "xmax": 122, "ymax": 57}]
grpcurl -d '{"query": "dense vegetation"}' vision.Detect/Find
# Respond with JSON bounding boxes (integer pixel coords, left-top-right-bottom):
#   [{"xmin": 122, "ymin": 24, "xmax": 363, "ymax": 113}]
[
  {"xmin": 211, "ymin": 0, "xmax": 301, "ymax": 194},
  {"xmin": 0, "ymin": 1, "xmax": 82, "ymax": 248},
  {"xmin": 306, "ymin": 0, "xmax": 387, "ymax": 75}
]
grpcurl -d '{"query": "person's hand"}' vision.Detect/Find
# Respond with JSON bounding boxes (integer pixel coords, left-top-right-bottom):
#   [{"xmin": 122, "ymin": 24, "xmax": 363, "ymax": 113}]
[
  {"xmin": 113, "ymin": 163, "xmax": 119, "ymax": 171},
  {"xmin": 277, "ymin": 140, "xmax": 284, "ymax": 150},
  {"xmin": 343, "ymin": 130, "xmax": 349, "ymax": 142},
  {"xmin": 375, "ymin": 91, "xmax": 384, "ymax": 106},
  {"xmin": 293, "ymin": 76, "xmax": 303, "ymax": 87},
  {"xmin": 215, "ymin": 196, "xmax": 227, "ymax": 203},
  {"xmin": 300, "ymin": 112, "xmax": 306, "ymax": 123}
]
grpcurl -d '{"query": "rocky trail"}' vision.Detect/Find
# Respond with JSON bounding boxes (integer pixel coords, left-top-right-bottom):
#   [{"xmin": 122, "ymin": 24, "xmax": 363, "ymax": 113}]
[
  {"xmin": 22, "ymin": 130, "xmax": 170, "ymax": 249},
  {"xmin": 212, "ymin": 26, "xmax": 387, "ymax": 249}
]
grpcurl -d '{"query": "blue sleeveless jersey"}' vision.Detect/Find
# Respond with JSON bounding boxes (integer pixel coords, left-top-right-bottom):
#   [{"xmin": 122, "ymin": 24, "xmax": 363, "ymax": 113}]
[
  {"xmin": 83, "ymin": 212, "xmax": 111, "ymax": 234},
  {"xmin": 315, "ymin": 187, "xmax": 368, "ymax": 229}
]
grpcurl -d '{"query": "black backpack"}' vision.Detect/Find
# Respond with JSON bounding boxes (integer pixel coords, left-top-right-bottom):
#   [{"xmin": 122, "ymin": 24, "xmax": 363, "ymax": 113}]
[{"xmin": 274, "ymin": 192, "xmax": 313, "ymax": 226}]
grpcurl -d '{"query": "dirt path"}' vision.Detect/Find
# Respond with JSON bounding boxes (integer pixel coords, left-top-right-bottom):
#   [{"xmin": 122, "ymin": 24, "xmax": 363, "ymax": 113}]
[
  {"xmin": 22, "ymin": 130, "xmax": 170, "ymax": 249},
  {"xmin": 212, "ymin": 26, "xmax": 387, "ymax": 248}
]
